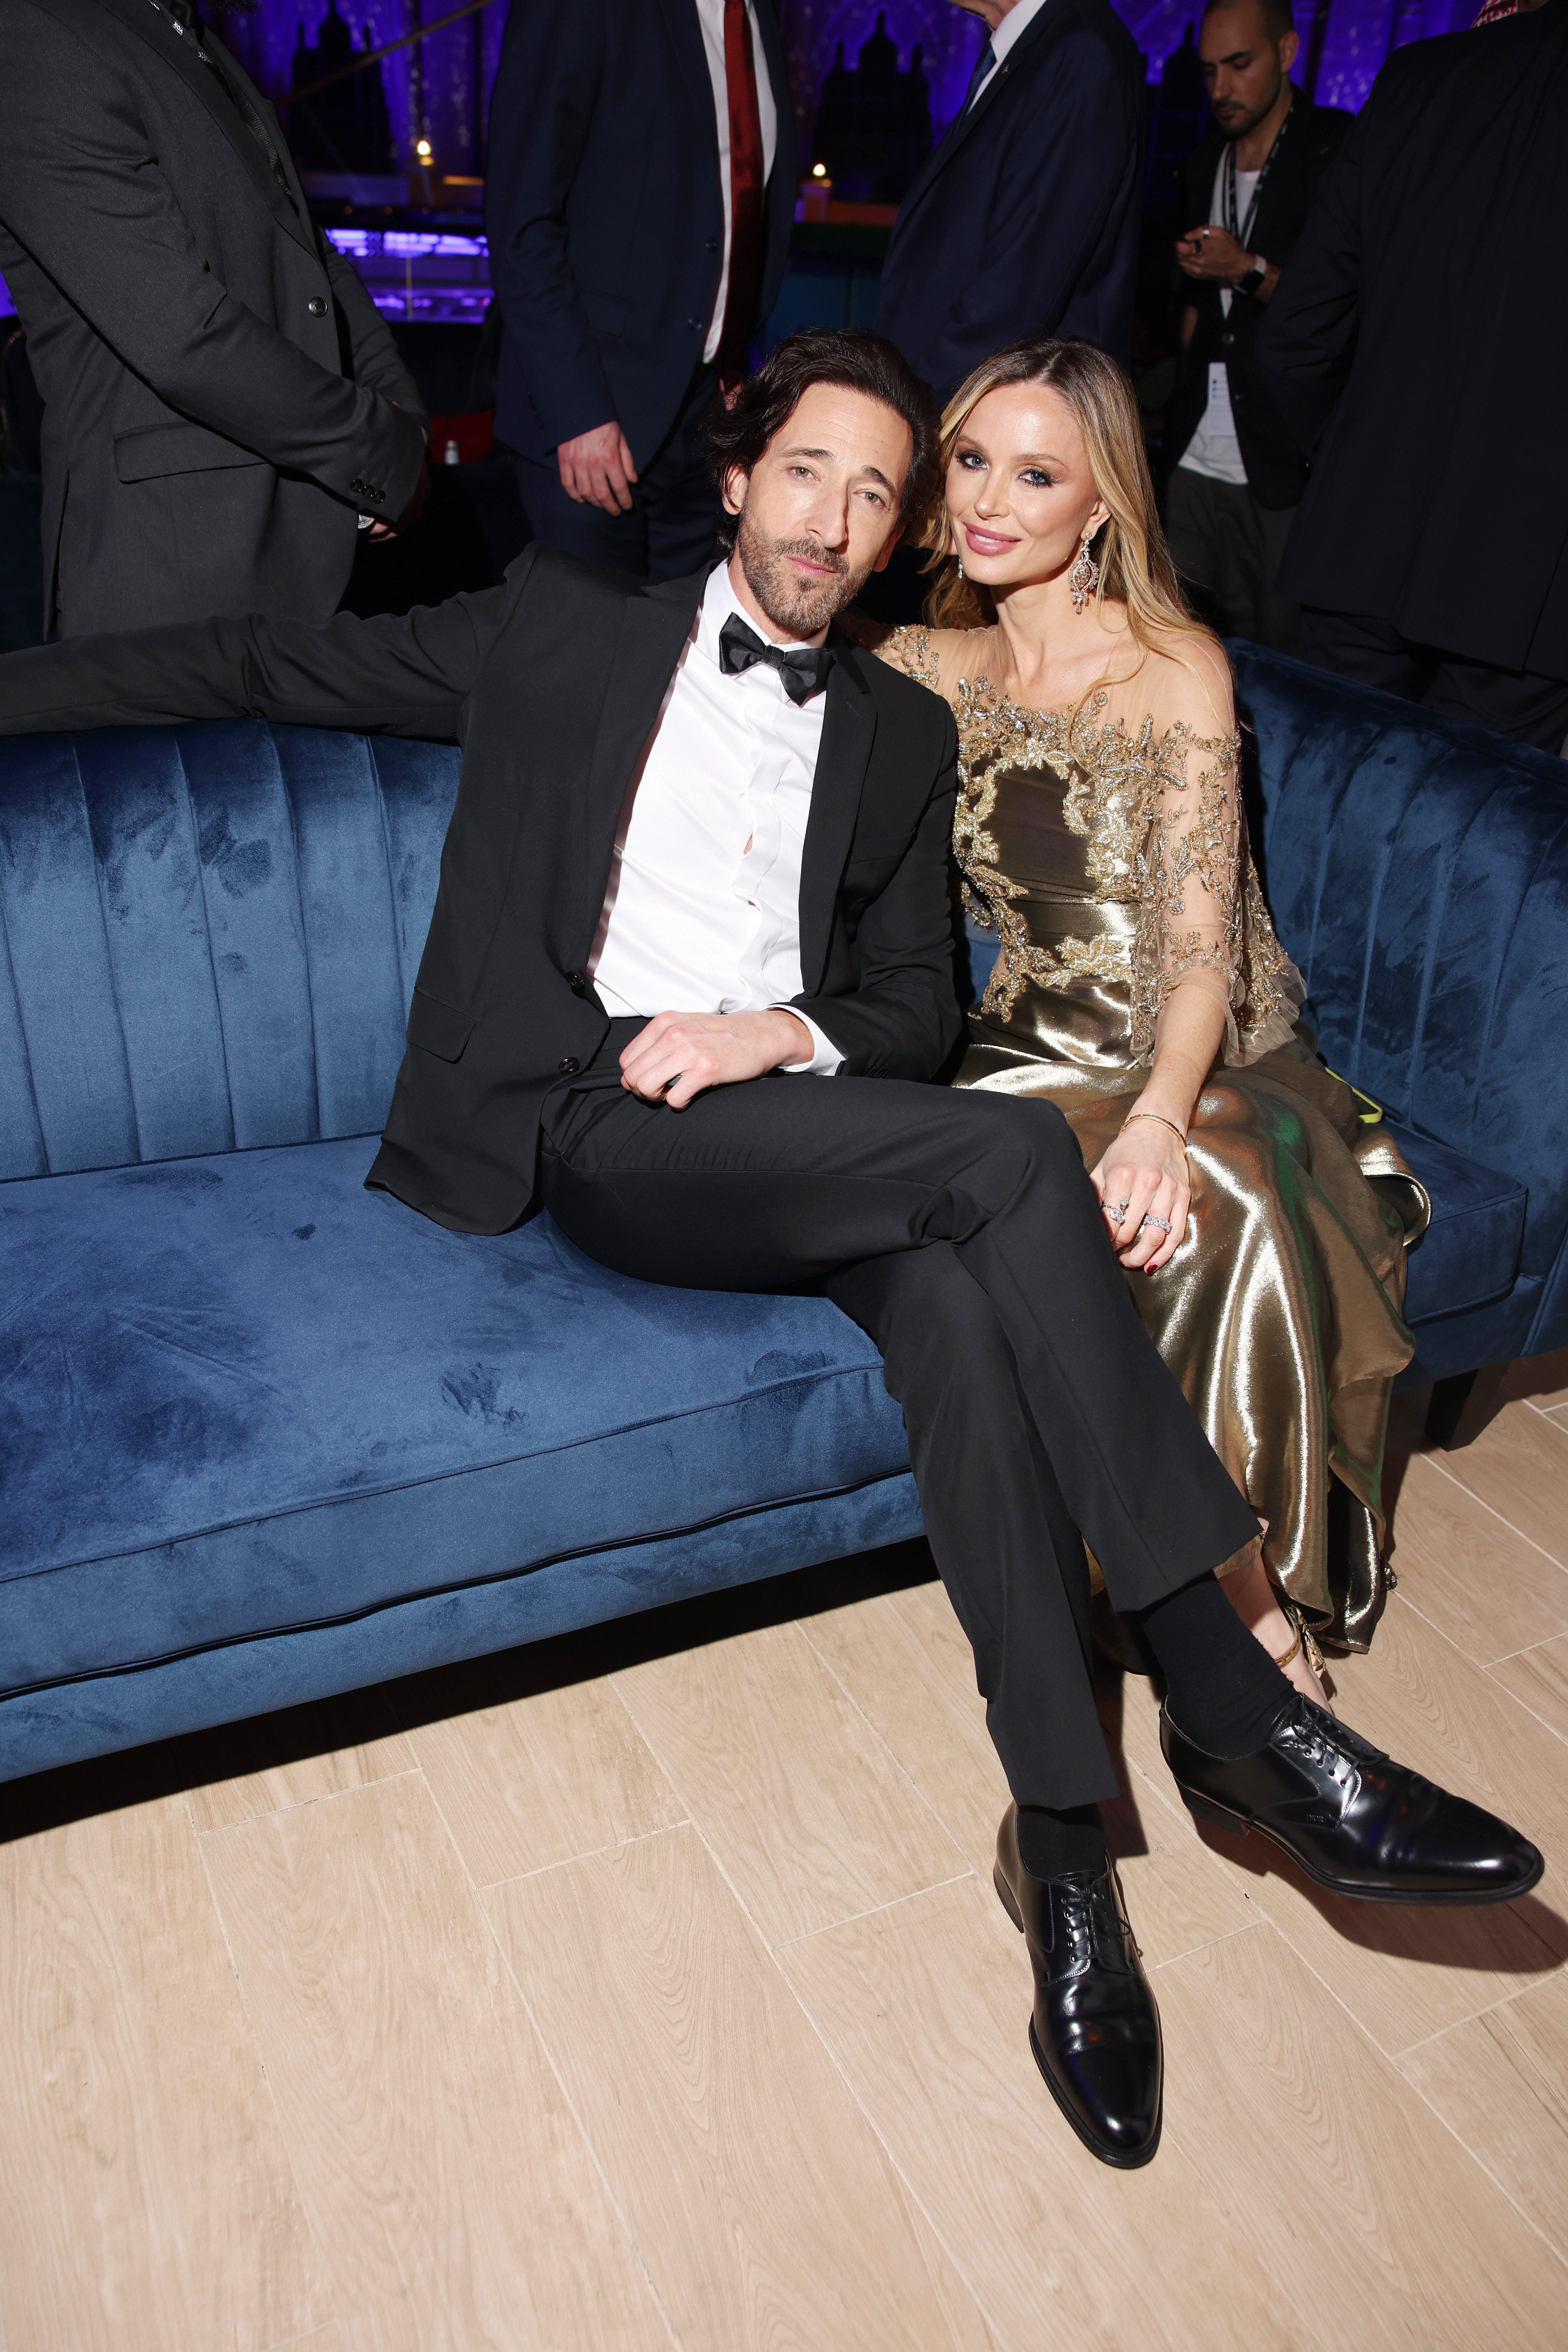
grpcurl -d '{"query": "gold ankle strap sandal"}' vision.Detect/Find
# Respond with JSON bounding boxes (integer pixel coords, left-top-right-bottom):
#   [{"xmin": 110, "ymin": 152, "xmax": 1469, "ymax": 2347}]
[{"xmin": 1273, "ymin": 1599, "xmax": 1328, "ymax": 1683}]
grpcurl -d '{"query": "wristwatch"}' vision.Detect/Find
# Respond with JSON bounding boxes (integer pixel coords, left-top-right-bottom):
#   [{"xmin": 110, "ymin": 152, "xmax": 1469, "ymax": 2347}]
[{"xmin": 1236, "ymin": 256, "xmax": 1268, "ymax": 298}]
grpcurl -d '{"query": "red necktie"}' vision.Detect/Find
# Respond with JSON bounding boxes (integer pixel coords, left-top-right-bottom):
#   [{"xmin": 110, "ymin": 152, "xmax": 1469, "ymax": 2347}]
[{"xmin": 714, "ymin": 0, "xmax": 765, "ymax": 383}]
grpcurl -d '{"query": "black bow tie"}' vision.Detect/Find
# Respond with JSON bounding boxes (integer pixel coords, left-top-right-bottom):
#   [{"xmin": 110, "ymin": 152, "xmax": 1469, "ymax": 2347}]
[{"xmin": 718, "ymin": 613, "xmax": 836, "ymax": 707}]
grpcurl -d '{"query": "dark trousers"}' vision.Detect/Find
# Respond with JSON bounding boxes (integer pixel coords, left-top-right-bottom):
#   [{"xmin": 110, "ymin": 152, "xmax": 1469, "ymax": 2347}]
[
  {"xmin": 512, "ymin": 370, "xmax": 723, "ymax": 583},
  {"xmin": 538, "ymin": 1032, "xmax": 1260, "ymax": 1809},
  {"xmin": 1298, "ymin": 608, "xmax": 1568, "ymax": 756},
  {"xmin": 1166, "ymin": 466, "xmax": 1299, "ymax": 655}
]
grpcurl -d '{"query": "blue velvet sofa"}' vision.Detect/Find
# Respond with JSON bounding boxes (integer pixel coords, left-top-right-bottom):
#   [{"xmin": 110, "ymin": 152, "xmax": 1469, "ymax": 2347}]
[{"xmin": 2, "ymin": 648, "xmax": 1564, "ymax": 1782}]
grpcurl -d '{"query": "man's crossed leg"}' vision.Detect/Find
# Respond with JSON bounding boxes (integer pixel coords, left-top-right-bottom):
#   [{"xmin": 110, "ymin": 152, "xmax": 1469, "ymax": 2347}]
[{"xmin": 541, "ymin": 1036, "xmax": 1543, "ymax": 2167}]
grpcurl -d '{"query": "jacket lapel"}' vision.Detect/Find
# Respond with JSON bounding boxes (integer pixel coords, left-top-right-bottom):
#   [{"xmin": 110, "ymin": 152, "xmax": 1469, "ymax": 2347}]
[
  {"xmin": 565, "ymin": 573, "xmax": 707, "ymax": 960},
  {"xmin": 798, "ymin": 642, "xmax": 876, "ymax": 995},
  {"xmin": 94, "ymin": 0, "xmax": 318, "ymax": 260},
  {"xmin": 893, "ymin": 0, "xmax": 1067, "ymax": 232}
]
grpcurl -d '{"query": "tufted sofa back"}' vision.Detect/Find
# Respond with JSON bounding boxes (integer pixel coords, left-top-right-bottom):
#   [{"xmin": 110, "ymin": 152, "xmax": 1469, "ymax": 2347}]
[
  {"xmin": 1233, "ymin": 645, "xmax": 1568, "ymax": 1341},
  {"xmin": 0, "ymin": 722, "xmax": 460, "ymax": 1182}
]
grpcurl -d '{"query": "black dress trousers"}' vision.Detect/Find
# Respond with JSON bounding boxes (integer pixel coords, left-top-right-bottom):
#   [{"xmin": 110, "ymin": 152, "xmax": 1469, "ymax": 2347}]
[{"xmin": 539, "ymin": 1029, "xmax": 1260, "ymax": 1809}]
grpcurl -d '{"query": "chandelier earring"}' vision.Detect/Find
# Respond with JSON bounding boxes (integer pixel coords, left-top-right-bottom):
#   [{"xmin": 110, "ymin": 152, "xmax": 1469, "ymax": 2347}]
[{"xmin": 1069, "ymin": 525, "xmax": 1101, "ymax": 615}]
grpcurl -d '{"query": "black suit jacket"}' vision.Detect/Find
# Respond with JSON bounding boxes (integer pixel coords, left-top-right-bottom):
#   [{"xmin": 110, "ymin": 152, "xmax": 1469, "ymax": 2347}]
[
  {"xmin": 1257, "ymin": 1, "xmax": 1568, "ymax": 674},
  {"xmin": 485, "ymin": 0, "xmax": 797, "ymax": 466},
  {"xmin": 0, "ymin": 0, "xmax": 427, "ymax": 639},
  {"xmin": 876, "ymin": 0, "xmax": 1144, "ymax": 400},
  {"xmin": 0, "ymin": 550, "xmax": 961, "ymax": 1234},
  {"xmin": 1165, "ymin": 94, "xmax": 1351, "ymax": 510}
]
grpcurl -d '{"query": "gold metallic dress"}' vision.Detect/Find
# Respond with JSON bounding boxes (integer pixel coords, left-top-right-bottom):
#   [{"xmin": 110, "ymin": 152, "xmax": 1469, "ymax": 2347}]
[{"xmin": 886, "ymin": 627, "xmax": 1426, "ymax": 1649}]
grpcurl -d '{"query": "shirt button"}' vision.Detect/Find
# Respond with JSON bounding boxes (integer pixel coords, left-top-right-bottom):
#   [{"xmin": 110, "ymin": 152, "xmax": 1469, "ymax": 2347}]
[
  {"xmin": 308, "ymin": 296, "xmax": 328, "ymax": 316},
  {"xmin": 557, "ymin": 1056, "xmax": 582, "ymax": 1076}
]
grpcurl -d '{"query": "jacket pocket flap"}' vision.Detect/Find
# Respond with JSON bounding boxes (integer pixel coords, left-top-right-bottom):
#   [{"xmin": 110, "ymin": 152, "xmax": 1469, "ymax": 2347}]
[
  {"xmin": 113, "ymin": 423, "xmax": 268, "ymax": 483},
  {"xmin": 406, "ymin": 989, "xmax": 475, "ymax": 1063}
]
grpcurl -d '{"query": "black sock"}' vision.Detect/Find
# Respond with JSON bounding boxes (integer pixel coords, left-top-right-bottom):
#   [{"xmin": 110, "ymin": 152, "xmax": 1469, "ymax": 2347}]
[
  {"xmin": 1138, "ymin": 1573, "xmax": 1296, "ymax": 1758},
  {"xmin": 1016, "ymin": 1802, "xmax": 1108, "ymax": 1880}
]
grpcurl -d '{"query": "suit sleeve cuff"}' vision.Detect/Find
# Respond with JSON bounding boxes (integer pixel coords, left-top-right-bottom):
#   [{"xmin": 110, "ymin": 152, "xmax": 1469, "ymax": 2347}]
[{"xmin": 775, "ymin": 1009, "xmax": 844, "ymax": 1076}]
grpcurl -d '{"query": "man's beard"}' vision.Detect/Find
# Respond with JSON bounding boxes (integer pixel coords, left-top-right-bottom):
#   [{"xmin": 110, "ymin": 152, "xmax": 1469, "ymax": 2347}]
[{"xmin": 734, "ymin": 509, "xmax": 870, "ymax": 639}]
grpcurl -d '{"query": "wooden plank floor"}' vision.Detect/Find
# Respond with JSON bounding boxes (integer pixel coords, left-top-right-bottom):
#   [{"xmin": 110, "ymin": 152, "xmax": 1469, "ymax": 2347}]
[{"xmin": 4, "ymin": 1358, "xmax": 1568, "ymax": 2350}]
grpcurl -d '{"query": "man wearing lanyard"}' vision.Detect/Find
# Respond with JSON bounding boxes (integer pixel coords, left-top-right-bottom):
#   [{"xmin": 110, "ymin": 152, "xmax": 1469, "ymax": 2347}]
[
  {"xmin": 1163, "ymin": 0, "xmax": 1349, "ymax": 652},
  {"xmin": 486, "ymin": 0, "xmax": 796, "ymax": 580}
]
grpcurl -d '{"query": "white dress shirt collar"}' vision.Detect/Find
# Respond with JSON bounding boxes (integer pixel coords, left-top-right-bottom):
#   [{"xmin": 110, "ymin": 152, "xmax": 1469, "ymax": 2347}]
[{"xmin": 981, "ymin": 0, "xmax": 1056, "ymax": 85}]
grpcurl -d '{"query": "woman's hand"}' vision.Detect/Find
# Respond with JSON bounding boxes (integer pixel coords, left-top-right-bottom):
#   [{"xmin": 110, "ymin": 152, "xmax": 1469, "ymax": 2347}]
[{"xmin": 1089, "ymin": 1118, "xmax": 1190, "ymax": 1272}]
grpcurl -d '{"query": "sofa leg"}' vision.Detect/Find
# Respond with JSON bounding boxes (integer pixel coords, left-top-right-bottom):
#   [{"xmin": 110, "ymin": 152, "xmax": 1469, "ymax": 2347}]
[{"xmin": 1425, "ymin": 1363, "xmax": 1510, "ymax": 1451}]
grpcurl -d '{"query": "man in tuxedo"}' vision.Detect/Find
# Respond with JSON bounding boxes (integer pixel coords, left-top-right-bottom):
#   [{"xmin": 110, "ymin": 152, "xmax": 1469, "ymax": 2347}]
[
  {"xmin": 1257, "ymin": 0, "xmax": 1568, "ymax": 749},
  {"xmin": 0, "ymin": 0, "xmax": 429, "ymax": 639},
  {"xmin": 485, "ymin": 0, "xmax": 796, "ymax": 579},
  {"xmin": 876, "ymin": 0, "xmax": 1145, "ymax": 403},
  {"xmin": 0, "ymin": 328, "xmax": 1538, "ymax": 2170},
  {"xmin": 1164, "ymin": 0, "xmax": 1350, "ymax": 653}
]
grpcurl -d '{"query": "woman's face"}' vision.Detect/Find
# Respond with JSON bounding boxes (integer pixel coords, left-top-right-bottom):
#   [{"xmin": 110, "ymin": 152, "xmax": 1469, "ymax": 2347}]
[{"xmin": 944, "ymin": 382, "xmax": 1110, "ymax": 593}]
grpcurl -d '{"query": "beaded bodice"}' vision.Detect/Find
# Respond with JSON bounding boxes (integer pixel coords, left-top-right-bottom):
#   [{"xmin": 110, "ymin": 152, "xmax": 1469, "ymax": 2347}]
[{"xmin": 889, "ymin": 626, "xmax": 1299, "ymax": 1065}]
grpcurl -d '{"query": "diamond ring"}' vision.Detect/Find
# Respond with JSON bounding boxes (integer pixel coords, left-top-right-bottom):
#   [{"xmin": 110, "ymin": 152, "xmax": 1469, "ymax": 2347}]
[
  {"xmin": 1108, "ymin": 1198, "xmax": 1132, "ymax": 1223},
  {"xmin": 1139, "ymin": 1212, "xmax": 1172, "ymax": 1235}
]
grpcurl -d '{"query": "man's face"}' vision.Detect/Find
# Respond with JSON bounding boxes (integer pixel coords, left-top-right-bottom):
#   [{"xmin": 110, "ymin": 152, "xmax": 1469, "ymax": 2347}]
[
  {"xmin": 724, "ymin": 382, "xmax": 912, "ymax": 641},
  {"xmin": 1199, "ymin": 2, "xmax": 1297, "ymax": 140}
]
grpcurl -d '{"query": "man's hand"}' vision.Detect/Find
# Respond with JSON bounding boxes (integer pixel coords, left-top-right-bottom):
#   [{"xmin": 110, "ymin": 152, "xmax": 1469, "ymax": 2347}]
[
  {"xmin": 558, "ymin": 421, "xmax": 639, "ymax": 514},
  {"xmin": 366, "ymin": 463, "xmax": 430, "ymax": 541},
  {"xmin": 1175, "ymin": 223, "xmax": 1254, "ymax": 284},
  {"xmin": 619, "ymin": 1009, "xmax": 814, "ymax": 1108}
]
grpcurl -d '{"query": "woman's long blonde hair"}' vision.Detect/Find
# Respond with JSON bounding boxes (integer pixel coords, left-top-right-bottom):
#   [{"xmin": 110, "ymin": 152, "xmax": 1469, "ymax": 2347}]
[{"xmin": 919, "ymin": 338, "xmax": 1208, "ymax": 664}]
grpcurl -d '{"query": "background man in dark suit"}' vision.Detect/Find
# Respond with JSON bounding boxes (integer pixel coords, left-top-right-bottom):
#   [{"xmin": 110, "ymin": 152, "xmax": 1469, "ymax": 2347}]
[
  {"xmin": 485, "ymin": 0, "xmax": 796, "ymax": 579},
  {"xmin": 1258, "ymin": 0, "xmax": 1568, "ymax": 750},
  {"xmin": 0, "ymin": 325, "xmax": 1535, "ymax": 2172},
  {"xmin": 876, "ymin": 0, "xmax": 1145, "ymax": 404},
  {"xmin": 0, "ymin": 0, "xmax": 428, "ymax": 639},
  {"xmin": 1164, "ymin": 0, "xmax": 1349, "ymax": 652}
]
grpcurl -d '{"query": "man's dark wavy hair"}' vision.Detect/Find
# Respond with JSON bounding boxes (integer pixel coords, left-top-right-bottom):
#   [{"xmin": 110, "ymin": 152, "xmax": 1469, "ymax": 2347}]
[{"xmin": 702, "ymin": 328, "xmax": 939, "ymax": 554}]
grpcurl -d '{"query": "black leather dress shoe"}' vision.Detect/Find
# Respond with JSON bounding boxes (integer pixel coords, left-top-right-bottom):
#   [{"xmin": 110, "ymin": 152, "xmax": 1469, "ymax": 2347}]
[
  {"xmin": 993, "ymin": 1805, "xmax": 1162, "ymax": 2169},
  {"xmin": 1161, "ymin": 1696, "xmax": 1544, "ymax": 1904}
]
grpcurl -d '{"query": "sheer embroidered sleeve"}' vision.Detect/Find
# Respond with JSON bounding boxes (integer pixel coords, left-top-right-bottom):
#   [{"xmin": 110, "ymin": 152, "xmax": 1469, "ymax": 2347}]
[
  {"xmin": 1129, "ymin": 718, "xmax": 1303, "ymax": 1065},
  {"xmin": 880, "ymin": 624, "xmax": 944, "ymax": 692}
]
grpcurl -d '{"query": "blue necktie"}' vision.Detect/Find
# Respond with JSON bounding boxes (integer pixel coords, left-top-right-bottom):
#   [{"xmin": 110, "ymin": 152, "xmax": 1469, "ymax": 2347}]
[{"xmin": 960, "ymin": 37, "xmax": 997, "ymax": 115}]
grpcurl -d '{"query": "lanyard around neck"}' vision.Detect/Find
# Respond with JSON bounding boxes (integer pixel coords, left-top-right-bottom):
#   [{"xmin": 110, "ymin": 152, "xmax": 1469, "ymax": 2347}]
[{"xmin": 1224, "ymin": 94, "xmax": 1292, "ymax": 248}]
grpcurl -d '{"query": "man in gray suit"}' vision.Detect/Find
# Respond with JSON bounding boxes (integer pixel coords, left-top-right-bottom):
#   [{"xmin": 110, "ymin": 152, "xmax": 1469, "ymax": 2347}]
[{"xmin": 0, "ymin": 0, "xmax": 428, "ymax": 636}]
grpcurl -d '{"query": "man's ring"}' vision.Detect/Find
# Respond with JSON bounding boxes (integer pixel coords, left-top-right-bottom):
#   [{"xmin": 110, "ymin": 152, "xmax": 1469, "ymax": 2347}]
[{"xmin": 1139, "ymin": 1212, "xmax": 1172, "ymax": 1235}]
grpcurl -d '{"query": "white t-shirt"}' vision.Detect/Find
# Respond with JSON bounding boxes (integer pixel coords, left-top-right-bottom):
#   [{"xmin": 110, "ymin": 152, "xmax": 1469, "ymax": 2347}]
[{"xmin": 1176, "ymin": 150, "xmax": 1260, "ymax": 490}]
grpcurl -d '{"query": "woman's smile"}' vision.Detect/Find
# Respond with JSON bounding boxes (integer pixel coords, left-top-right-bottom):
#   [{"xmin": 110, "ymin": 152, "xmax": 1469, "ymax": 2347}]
[{"xmin": 962, "ymin": 520, "xmax": 1021, "ymax": 555}]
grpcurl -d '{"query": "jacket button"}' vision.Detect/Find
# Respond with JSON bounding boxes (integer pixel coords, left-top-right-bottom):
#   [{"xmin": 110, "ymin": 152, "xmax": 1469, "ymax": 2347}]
[
  {"xmin": 566, "ymin": 971, "xmax": 586, "ymax": 995},
  {"xmin": 705, "ymin": 238, "xmax": 719, "ymax": 252},
  {"xmin": 307, "ymin": 296, "xmax": 328, "ymax": 316},
  {"xmin": 686, "ymin": 316, "xmax": 703, "ymax": 331},
  {"xmin": 557, "ymin": 1056, "xmax": 581, "ymax": 1076},
  {"xmin": 1221, "ymin": 331, "xmax": 1234, "ymax": 347}
]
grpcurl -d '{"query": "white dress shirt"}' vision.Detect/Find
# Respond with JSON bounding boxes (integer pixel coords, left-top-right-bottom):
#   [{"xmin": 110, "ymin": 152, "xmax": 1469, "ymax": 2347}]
[
  {"xmin": 693, "ymin": 0, "xmax": 779, "ymax": 364},
  {"xmin": 968, "ymin": 0, "xmax": 1056, "ymax": 102},
  {"xmin": 588, "ymin": 565, "xmax": 843, "ymax": 1074}
]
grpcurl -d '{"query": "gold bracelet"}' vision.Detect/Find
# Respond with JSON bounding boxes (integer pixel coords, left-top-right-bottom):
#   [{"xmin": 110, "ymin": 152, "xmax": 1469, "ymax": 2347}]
[{"xmin": 1119, "ymin": 1111, "xmax": 1189, "ymax": 1150}]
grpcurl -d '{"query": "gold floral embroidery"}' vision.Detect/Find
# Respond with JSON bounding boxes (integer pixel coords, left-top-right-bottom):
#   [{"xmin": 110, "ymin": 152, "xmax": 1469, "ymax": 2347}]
[
  {"xmin": 884, "ymin": 623, "xmax": 942, "ymax": 692},
  {"xmin": 949, "ymin": 672, "xmax": 1296, "ymax": 1059}
]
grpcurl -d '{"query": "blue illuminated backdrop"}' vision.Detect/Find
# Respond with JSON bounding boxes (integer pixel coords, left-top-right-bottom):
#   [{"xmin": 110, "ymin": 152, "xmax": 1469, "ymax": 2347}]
[{"xmin": 218, "ymin": 0, "xmax": 1490, "ymax": 186}]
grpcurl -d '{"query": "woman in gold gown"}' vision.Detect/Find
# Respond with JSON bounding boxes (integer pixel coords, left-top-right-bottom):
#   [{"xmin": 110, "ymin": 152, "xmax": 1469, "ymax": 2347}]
[{"xmin": 869, "ymin": 338, "xmax": 1426, "ymax": 1703}]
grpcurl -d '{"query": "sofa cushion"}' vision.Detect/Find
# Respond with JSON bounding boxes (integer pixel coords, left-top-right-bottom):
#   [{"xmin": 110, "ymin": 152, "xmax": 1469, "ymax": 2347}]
[
  {"xmin": 0, "ymin": 723, "xmax": 460, "ymax": 1181},
  {"xmin": 0, "ymin": 1136, "xmax": 918, "ymax": 1702},
  {"xmin": 1381, "ymin": 1119, "xmax": 1526, "ymax": 1328}
]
